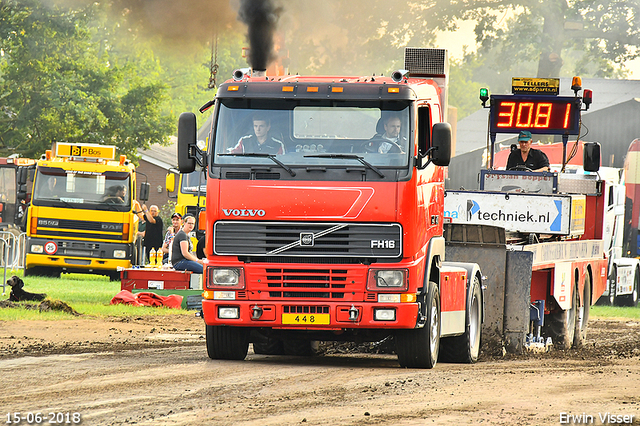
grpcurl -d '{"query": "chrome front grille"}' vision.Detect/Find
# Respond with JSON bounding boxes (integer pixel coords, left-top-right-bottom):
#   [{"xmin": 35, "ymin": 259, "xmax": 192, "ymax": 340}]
[{"xmin": 214, "ymin": 221, "xmax": 402, "ymax": 258}]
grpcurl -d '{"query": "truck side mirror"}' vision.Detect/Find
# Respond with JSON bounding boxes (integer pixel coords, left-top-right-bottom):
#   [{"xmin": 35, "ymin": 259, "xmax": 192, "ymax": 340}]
[
  {"xmin": 17, "ymin": 184, "xmax": 27, "ymax": 201},
  {"xmin": 178, "ymin": 112, "xmax": 197, "ymax": 173},
  {"xmin": 17, "ymin": 166, "xmax": 28, "ymax": 185},
  {"xmin": 430, "ymin": 122, "xmax": 452, "ymax": 167},
  {"xmin": 165, "ymin": 173, "xmax": 176, "ymax": 193},
  {"xmin": 139, "ymin": 182, "xmax": 150, "ymax": 202},
  {"xmin": 583, "ymin": 142, "xmax": 600, "ymax": 172}
]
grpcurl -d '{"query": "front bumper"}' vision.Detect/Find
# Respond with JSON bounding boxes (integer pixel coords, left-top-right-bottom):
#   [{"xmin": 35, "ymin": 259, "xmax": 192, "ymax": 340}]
[
  {"xmin": 201, "ymin": 299, "xmax": 419, "ymax": 330},
  {"xmin": 26, "ymin": 237, "xmax": 133, "ymax": 272}
]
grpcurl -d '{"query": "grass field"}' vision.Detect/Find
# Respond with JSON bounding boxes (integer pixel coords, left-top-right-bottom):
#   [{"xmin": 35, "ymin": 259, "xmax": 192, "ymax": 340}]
[
  {"xmin": 1, "ymin": 269, "xmax": 638, "ymax": 321},
  {"xmin": 0, "ymin": 270, "xmax": 192, "ymax": 320},
  {"xmin": 590, "ymin": 304, "xmax": 640, "ymax": 319}
]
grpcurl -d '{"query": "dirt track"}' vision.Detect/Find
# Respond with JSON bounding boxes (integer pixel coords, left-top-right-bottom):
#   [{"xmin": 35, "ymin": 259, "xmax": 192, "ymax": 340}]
[{"xmin": 1, "ymin": 315, "xmax": 639, "ymax": 425}]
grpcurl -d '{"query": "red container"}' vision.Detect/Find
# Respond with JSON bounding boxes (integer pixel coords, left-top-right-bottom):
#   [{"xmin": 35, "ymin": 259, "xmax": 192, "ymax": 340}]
[{"xmin": 120, "ymin": 268, "xmax": 192, "ymax": 291}]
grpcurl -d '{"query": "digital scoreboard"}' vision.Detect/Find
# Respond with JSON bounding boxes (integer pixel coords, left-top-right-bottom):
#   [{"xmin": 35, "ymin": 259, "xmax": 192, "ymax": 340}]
[{"xmin": 489, "ymin": 95, "xmax": 581, "ymax": 135}]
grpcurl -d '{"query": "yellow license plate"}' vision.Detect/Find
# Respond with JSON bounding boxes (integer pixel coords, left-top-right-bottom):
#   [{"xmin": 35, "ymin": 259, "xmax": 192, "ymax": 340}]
[{"xmin": 282, "ymin": 313, "xmax": 330, "ymax": 325}]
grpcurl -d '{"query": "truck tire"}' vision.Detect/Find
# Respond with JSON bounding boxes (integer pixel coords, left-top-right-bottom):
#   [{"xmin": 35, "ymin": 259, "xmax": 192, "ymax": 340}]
[
  {"xmin": 23, "ymin": 267, "xmax": 37, "ymax": 277},
  {"xmin": 439, "ymin": 274, "xmax": 482, "ymax": 363},
  {"xmin": 25, "ymin": 267, "xmax": 60, "ymax": 278},
  {"xmin": 545, "ymin": 285, "xmax": 577, "ymax": 350},
  {"xmin": 206, "ymin": 325, "xmax": 249, "ymax": 360},
  {"xmin": 573, "ymin": 273, "xmax": 591, "ymax": 348},
  {"xmin": 617, "ymin": 267, "xmax": 639, "ymax": 307},
  {"xmin": 395, "ymin": 281, "xmax": 440, "ymax": 369},
  {"xmin": 253, "ymin": 338, "xmax": 285, "ymax": 355},
  {"xmin": 282, "ymin": 339, "xmax": 315, "ymax": 356}
]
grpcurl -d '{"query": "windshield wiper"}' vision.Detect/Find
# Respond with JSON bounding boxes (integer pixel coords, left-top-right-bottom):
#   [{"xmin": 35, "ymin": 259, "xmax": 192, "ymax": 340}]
[
  {"xmin": 219, "ymin": 153, "xmax": 296, "ymax": 177},
  {"xmin": 304, "ymin": 154, "xmax": 385, "ymax": 178}
]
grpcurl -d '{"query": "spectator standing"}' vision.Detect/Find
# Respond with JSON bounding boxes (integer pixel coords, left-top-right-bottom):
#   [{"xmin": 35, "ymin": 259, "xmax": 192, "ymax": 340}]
[
  {"xmin": 161, "ymin": 212, "xmax": 183, "ymax": 264},
  {"xmin": 142, "ymin": 204, "xmax": 163, "ymax": 261},
  {"xmin": 171, "ymin": 214, "xmax": 203, "ymax": 274}
]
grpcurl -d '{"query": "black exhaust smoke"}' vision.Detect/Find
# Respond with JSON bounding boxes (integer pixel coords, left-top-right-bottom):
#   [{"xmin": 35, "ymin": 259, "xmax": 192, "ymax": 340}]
[{"xmin": 237, "ymin": 0, "xmax": 282, "ymax": 72}]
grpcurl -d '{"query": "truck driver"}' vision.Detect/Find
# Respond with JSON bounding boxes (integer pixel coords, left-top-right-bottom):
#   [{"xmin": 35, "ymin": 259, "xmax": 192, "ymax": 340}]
[{"xmin": 506, "ymin": 131, "xmax": 550, "ymax": 172}]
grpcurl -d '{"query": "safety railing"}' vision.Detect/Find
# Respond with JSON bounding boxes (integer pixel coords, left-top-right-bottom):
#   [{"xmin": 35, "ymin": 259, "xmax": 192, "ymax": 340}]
[{"xmin": 1, "ymin": 231, "xmax": 26, "ymax": 296}]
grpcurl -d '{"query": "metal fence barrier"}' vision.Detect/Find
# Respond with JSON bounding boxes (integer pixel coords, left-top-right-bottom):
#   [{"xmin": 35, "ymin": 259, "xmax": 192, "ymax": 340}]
[{"xmin": 1, "ymin": 231, "xmax": 26, "ymax": 297}]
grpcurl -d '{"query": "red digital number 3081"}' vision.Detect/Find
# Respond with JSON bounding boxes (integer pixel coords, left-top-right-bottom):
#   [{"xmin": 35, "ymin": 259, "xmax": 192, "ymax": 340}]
[{"xmin": 496, "ymin": 101, "xmax": 572, "ymax": 129}]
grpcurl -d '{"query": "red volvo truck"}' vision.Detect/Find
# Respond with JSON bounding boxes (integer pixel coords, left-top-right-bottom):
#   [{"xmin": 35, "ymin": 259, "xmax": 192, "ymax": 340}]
[{"xmin": 178, "ymin": 48, "xmax": 485, "ymax": 368}]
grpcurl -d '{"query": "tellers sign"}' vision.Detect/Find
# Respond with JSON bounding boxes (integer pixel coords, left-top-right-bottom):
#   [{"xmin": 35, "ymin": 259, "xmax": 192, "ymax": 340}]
[{"xmin": 489, "ymin": 95, "xmax": 581, "ymax": 135}]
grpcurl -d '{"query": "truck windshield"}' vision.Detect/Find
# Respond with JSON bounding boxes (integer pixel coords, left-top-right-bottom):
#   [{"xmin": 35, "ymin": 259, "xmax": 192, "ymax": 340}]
[
  {"xmin": 180, "ymin": 168, "xmax": 207, "ymax": 194},
  {"xmin": 213, "ymin": 99, "xmax": 411, "ymax": 167},
  {"xmin": 32, "ymin": 167, "xmax": 131, "ymax": 211},
  {"xmin": 0, "ymin": 166, "xmax": 17, "ymax": 205}
]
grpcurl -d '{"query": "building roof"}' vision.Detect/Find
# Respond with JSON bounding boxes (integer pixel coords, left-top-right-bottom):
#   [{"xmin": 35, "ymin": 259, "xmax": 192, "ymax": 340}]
[
  {"xmin": 455, "ymin": 77, "xmax": 640, "ymax": 155},
  {"xmin": 138, "ymin": 137, "xmax": 177, "ymax": 170}
]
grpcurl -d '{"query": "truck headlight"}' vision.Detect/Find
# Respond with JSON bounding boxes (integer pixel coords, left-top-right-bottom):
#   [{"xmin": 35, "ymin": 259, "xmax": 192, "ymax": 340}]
[
  {"xmin": 31, "ymin": 245, "xmax": 44, "ymax": 254},
  {"xmin": 113, "ymin": 250, "xmax": 126, "ymax": 259},
  {"xmin": 367, "ymin": 269, "xmax": 408, "ymax": 291},
  {"xmin": 206, "ymin": 268, "xmax": 245, "ymax": 289}
]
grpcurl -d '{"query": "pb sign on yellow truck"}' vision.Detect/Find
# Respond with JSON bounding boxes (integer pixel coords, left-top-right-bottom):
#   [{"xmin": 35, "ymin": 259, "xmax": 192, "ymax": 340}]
[{"xmin": 25, "ymin": 143, "xmax": 147, "ymax": 279}]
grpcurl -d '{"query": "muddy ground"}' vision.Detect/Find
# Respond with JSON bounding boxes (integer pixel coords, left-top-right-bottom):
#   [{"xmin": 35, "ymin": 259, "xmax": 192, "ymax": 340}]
[{"xmin": 0, "ymin": 314, "xmax": 639, "ymax": 425}]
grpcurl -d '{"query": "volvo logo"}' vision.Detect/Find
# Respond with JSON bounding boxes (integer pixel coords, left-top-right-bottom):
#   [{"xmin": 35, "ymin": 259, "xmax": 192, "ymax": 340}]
[
  {"xmin": 222, "ymin": 209, "xmax": 266, "ymax": 217},
  {"xmin": 300, "ymin": 232, "xmax": 314, "ymax": 246}
]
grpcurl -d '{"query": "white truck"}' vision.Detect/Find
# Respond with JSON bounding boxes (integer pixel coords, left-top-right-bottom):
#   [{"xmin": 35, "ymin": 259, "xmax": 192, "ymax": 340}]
[{"xmin": 600, "ymin": 166, "xmax": 639, "ymax": 306}]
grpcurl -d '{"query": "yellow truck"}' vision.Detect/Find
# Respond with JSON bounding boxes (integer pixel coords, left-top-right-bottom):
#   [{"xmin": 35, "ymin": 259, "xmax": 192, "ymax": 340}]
[
  {"xmin": 24, "ymin": 143, "xmax": 148, "ymax": 279},
  {"xmin": 166, "ymin": 167, "xmax": 206, "ymax": 220}
]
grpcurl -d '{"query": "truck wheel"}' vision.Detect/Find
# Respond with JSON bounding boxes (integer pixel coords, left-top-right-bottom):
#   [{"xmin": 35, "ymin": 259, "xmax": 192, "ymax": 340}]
[
  {"xmin": 253, "ymin": 338, "xmax": 285, "ymax": 355},
  {"xmin": 545, "ymin": 285, "xmax": 577, "ymax": 350},
  {"xmin": 617, "ymin": 267, "xmax": 639, "ymax": 307},
  {"xmin": 27, "ymin": 267, "xmax": 60, "ymax": 278},
  {"xmin": 573, "ymin": 273, "xmax": 591, "ymax": 348},
  {"xmin": 282, "ymin": 339, "xmax": 315, "ymax": 356},
  {"xmin": 439, "ymin": 274, "xmax": 482, "ymax": 363},
  {"xmin": 206, "ymin": 325, "xmax": 249, "ymax": 360},
  {"xmin": 23, "ymin": 267, "xmax": 37, "ymax": 277},
  {"xmin": 395, "ymin": 281, "xmax": 440, "ymax": 369}
]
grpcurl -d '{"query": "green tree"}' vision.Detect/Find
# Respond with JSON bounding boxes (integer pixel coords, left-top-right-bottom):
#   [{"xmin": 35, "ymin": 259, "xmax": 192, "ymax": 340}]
[
  {"xmin": 434, "ymin": 0, "xmax": 640, "ymax": 79},
  {"xmin": 0, "ymin": 0, "xmax": 174, "ymax": 160}
]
